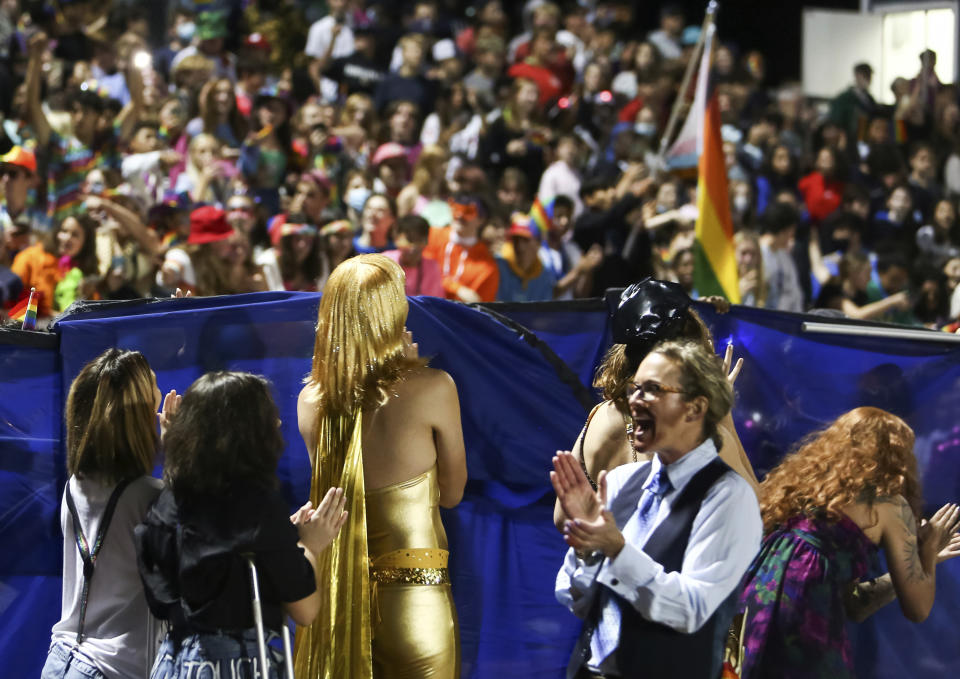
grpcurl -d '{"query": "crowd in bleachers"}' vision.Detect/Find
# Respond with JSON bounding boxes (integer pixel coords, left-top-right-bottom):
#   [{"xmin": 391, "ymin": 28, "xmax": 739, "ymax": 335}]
[{"xmin": 1, "ymin": 0, "xmax": 959, "ymax": 330}]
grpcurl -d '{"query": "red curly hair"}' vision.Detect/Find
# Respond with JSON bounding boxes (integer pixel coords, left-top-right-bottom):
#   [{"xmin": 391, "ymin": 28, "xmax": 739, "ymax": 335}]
[{"xmin": 760, "ymin": 407, "xmax": 922, "ymax": 534}]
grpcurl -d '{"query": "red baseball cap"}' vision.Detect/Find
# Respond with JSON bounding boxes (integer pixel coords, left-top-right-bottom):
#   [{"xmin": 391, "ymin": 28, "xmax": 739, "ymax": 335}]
[
  {"xmin": 187, "ymin": 206, "xmax": 233, "ymax": 244},
  {"xmin": 507, "ymin": 212, "xmax": 538, "ymax": 240},
  {"xmin": 0, "ymin": 146, "xmax": 37, "ymax": 174},
  {"xmin": 372, "ymin": 142, "xmax": 408, "ymax": 167}
]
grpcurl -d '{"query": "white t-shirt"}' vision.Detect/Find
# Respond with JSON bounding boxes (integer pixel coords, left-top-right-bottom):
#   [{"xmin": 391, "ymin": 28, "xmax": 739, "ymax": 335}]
[
  {"xmin": 538, "ymin": 160, "xmax": 584, "ymax": 218},
  {"xmin": 50, "ymin": 475, "xmax": 163, "ymax": 679},
  {"xmin": 611, "ymin": 70, "xmax": 639, "ymax": 100},
  {"xmin": 121, "ymin": 151, "xmax": 167, "ymax": 207},
  {"xmin": 305, "ymin": 16, "xmax": 356, "ymax": 101},
  {"xmin": 305, "ymin": 16, "xmax": 355, "ymax": 59}
]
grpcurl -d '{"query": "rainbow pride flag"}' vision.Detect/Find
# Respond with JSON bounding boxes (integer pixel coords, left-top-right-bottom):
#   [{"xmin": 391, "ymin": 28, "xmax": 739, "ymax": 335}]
[
  {"xmin": 894, "ymin": 118, "xmax": 908, "ymax": 144},
  {"xmin": 692, "ymin": 25, "xmax": 740, "ymax": 302},
  {"xmin": 529, "ymin": 197, "xmax": 552, "ymax": 234},
  {"xmin": 10, "ymin": 287, "xmax": 38, "ymax": 330}
]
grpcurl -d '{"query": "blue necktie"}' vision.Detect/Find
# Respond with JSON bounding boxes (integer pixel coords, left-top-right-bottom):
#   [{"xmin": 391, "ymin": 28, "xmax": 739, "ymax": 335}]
[{"xmin": 590, "ymin": 466, "xmax": 673, "ymax": 666}]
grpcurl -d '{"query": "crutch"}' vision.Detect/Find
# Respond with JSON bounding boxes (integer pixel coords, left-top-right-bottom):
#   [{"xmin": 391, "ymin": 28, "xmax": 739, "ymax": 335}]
[{"xmin": 245, "ymin": 554, "xmax": 295, "ymax": 679}]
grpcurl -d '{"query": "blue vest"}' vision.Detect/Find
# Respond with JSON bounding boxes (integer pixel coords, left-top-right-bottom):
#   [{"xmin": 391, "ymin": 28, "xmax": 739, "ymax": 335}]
[{"xmin": 567, "ymin": 457, "xmax": 735, "ymax": 679}]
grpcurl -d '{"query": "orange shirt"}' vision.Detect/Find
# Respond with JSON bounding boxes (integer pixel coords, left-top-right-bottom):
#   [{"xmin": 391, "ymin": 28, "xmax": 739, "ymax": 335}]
[
  {"xmin": 10, "ymin": 243, "xmax": 61, "ymax": 317},
  {"xmin": 424, "ymin": 227, "xmax": 499, "ymax": 302}
]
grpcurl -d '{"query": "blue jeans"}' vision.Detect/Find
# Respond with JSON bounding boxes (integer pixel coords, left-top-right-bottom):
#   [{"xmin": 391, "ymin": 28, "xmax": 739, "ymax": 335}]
[
  {"xmin": 40, "ymin": 641, "xmax": 106, "ymax": 679},
  {"xmin": 150, "ymin": 629, "xmax": 286, "ymax": 679}
]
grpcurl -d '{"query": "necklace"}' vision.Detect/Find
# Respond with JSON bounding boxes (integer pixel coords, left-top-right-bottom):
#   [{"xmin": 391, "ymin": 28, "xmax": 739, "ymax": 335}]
[{"xmin": 622, "ymin": 411, "xmax": 640, "ymax": 463}]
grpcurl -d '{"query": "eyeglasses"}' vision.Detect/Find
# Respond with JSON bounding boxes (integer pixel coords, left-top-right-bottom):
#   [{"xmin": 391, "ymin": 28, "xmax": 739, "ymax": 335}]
[{"xmin": 626, "ymin": 380, "xmax": 687, "ymax": 402}]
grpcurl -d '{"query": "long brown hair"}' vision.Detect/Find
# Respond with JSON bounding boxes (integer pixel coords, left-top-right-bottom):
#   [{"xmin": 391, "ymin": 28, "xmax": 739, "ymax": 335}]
[
  {"xmin": 44, "ymin": 214, "xmax": 100, "ymax": 275},
  {"xmin": 200, "ymin": 77, "xmax": 248, "ymax": 144},
  {"xmin": 65, "ymin": 348, "xmax": 158, "ymax": 484},
  {"xmin": 187, "ymin": 242, "xmax": 236, "ymax": 296},
  {"xmin": 759, "ymin": 407, "xmax": 922, "ymax": 533}
]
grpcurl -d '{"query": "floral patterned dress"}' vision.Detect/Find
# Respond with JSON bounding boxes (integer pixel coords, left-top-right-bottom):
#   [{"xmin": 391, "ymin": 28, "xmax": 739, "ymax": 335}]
[{"xmin": 737, "ymin": 513, "xmax": 879, "ymax": 679}]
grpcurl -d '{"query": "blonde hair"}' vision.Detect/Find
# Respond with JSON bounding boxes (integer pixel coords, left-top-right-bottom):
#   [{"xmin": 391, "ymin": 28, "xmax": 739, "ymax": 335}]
[
  {"xmin": 760, "ymin": 407, "xmax": 921, "ymax": 533},
  {"xmin": 734, "ymin": 230, "xmax": 766, "ymax": 306},
  {"xmin": 340, "ymin": 93, "xmax": 376, "ymax": 136},
  {"xmin": 650, "ymin": 340, "xmax": 732, "ymax": 450},
  {"xmin": 65, "ymin": 349, "xmax": 157, "ymax": 484},
  {"xmin": 186, "ymin": 133, "xmax": 222, "ymax": 202},
  {"xmin": 308, "ymin": 254, "xmax": 424, "ymax": 416},
  {"xmin": 411, "ymin": 144, "xmax": 448, "ymax": 194}
]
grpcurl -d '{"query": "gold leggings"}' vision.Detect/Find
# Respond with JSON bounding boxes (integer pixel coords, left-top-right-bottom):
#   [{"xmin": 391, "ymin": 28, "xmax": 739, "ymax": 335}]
[{"xmin": 370, "ymin": 549, "xmax": 460, "ymax": 679}]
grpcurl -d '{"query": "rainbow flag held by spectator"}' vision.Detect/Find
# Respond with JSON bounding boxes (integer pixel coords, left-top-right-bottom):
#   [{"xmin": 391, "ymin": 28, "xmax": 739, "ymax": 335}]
[
  {"xmin": 691, "ymin": 25, "xmax": 740, "ymax": 303},
  {"xmin": 10, "ymin": 288, "xmax": 38, "ymax": 330},
  {"xmin": 529, "ymin": 197, "xmax": 552, "ymax": 234},
  {"xmin": 894, "ymin": 118, "xmax": 909, "ymax": 144}
]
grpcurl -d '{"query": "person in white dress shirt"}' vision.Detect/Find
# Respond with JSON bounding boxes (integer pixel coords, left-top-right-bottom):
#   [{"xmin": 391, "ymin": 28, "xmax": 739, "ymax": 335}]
[{"xmin": 553, "ymin": 339, "xmax": 762, "ymax": 679}]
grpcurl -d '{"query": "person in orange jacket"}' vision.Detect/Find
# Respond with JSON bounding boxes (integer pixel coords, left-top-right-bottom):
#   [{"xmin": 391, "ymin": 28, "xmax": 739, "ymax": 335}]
[{"xmin": 425, "ymin": 193, "xmax": 499, "ymax": 303}]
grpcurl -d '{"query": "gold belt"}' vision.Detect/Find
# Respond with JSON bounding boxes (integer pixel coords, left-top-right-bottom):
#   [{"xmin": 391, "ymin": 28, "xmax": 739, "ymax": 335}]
[{"xmin": 369, "ymin": 548, "xmax": 450, "ymax": 585}]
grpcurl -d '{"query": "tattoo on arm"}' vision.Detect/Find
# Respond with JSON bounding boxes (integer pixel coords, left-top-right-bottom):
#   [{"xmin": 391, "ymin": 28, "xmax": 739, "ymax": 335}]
[
  {"xmin": 894, "ymin": 497, "xmax": 928, "ymax": 584},
  {"xmin": 844, "ymin": 574, "xmax": 897, "ymax": 622}
]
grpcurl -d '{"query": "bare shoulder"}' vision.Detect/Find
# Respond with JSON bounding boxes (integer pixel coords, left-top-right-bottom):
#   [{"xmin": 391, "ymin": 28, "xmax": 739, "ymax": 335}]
[
  {"xmin": 874, "ymin": 494, "xmax": 917, "ymax": 531},
  {"xmin": 401, "ymin": 366, "xmax": 458, "ymax": 394},
  {"xmin": 298, "ymin": 381, "xmax": 321, "ymax": 407},
  {"xmin": 592, "ymin": 400, "xmax": 628, "ymax": 440}
]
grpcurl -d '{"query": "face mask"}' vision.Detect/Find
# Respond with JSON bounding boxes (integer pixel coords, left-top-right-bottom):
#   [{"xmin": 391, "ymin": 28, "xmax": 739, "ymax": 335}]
[
  {"xmin": 634, "ymin": 122, "xmax": 656, "ymax": 137},
  {"xmin": 655, "ymin": 203, "xmax": 669, "ymax": 214},
  {"xmin": 177, "ymin": 22, "xmax": 196, "ymax": 43},
  {"xmin": 733, "ymin": 195, "xmax": 750, "ymax": 213},
  {"xmin": 346, "ymin": 187, "xmax": 372, "ymax": 213}
]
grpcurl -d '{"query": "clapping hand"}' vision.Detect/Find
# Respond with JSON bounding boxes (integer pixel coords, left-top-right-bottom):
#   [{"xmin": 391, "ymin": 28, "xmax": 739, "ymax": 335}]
[
  {"xmin": 921, "ymin": 503, "xmax": 960, "ymax": 564},
  {"xmin": 158, "ymin": 389, "xmax": 181, "ymax": 437},
  {"xmin": 296, "ymin": 487, "xmax": 348, "ymax": 554},
  {"xmin": 560, "ymin": 470, "xmax": 626, "ymax": 558},
  {"xmin": 551, "ymin": 452, "xmax": 601, "ymax": 522}
]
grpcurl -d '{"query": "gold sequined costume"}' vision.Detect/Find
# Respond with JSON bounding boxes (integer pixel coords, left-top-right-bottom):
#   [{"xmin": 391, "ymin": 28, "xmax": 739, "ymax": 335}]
[
  {"xmin": 294, "ymin": 412, "xmax": 459, "ymax": 679},
  {"xmin": 367, "ymin": 465, "xmax": 459, "ymax": 678}
]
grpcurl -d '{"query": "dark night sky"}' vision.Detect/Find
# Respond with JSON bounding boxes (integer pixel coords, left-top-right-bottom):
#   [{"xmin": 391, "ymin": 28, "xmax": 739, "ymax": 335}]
[{"xmin": 633, "ymin": 0, "xmax": 861, "ymax": 85}]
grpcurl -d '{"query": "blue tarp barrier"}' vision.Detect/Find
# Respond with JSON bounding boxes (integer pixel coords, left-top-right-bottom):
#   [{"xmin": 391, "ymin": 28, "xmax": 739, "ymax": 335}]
[{"xmin": 1, "ymin": 293, "xmax": 959, "ymax": 677}]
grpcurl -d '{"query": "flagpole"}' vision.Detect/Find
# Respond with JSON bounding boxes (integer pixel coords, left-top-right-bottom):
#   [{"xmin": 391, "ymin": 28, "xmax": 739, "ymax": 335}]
[{"xmin": 656, "ymin": 1, "xmax": 719, "ymax": 165}]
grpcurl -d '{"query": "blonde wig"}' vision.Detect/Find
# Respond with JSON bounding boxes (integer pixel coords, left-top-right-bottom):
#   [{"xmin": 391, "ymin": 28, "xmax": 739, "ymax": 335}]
[
  {"xmin": 308, "ymin": 253, "xmax": 423, "ymax": 417},
  {"xmin": 296, "ymin": 254, "xmax": 424, "ymax": 679}
]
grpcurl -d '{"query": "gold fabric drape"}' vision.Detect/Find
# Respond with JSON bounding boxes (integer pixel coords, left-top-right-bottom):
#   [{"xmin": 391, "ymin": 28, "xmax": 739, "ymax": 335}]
[{"xmin": 294, "ymin": 412, "xmax": 373, "ymax": 679}]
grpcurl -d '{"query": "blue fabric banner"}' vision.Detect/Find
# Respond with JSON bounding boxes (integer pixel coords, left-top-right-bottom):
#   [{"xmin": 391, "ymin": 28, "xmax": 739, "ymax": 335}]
[{"xmin": 1, "ymin": 294, "xmax": 959, "ymax": 677}]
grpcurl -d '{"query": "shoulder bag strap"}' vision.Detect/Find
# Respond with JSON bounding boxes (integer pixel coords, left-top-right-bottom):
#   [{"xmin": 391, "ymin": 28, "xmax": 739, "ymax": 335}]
[{"xmin": 65, "ymin": 477, "xmax": 136, "ymax": 644}]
